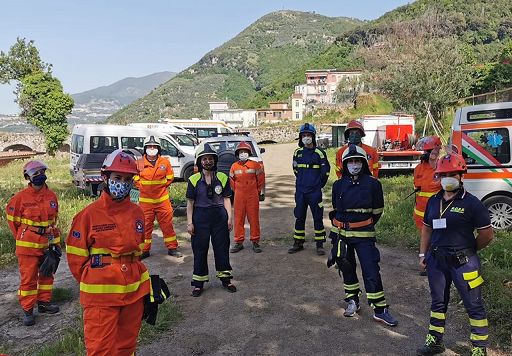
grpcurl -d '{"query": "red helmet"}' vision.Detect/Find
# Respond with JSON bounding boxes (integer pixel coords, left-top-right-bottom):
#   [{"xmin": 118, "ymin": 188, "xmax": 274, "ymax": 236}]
[
  {"xmin": 101, "ymin": 149, "xmax": 139, "ymax": 174},
  {"xmin": 23, "ymin": 160, "xmax": 48, "ymax": 177},
  {"xmin": 344, "ymin": 120, "xmax": 365, "ymax": 140},
  {"xmin": 235, "ymin": 141, "xmax": 253, "ymax": 156},
  {"xmin": 435, "ymin": 153, "xmax": 467, "ymax": 174},
  {"xmin": 417, "ymin": 136, "xmax": 441, "ymax": 151}
]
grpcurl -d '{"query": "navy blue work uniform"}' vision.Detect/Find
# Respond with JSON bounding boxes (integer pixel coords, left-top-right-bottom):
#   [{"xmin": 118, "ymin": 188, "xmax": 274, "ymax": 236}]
[
  {"xmin": 292, "ymin": 146, "xmax": 330, "ymax": 242},
  {"xmin": 423, "ymin": 187, "xmax": 491, "ymax": 347},
  {"xmin": 329, "ymin": 174, "xmax": 388, "ymax": 310},
  {"xmin": 186, "ymin": 171, "xmax": 233, "ymax": 288}
]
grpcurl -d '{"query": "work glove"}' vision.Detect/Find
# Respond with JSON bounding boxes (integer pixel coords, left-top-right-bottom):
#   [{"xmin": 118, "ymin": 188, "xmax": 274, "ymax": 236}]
[
  {"xmin": 142, "ymin": 275, "xmax": 171, "ymax": 325},
  {"xmin": 39, "ymin": 245, "xmax": 62, "ymax": 277}
]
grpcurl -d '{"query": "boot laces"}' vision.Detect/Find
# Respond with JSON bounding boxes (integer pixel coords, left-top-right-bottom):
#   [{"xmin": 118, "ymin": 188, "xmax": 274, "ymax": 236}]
[
  {"xmin": 425, "ymin": 334, "xmax": 437, "ymax": 347},
  {"xmin": 471, "ymin": 347, "xmax": 486, "ymax": 356}
]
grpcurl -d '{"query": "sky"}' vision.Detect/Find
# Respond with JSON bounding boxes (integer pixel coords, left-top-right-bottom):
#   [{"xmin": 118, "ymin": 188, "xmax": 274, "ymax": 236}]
[{"xmin": 0, "ymin": 0, "xmax": 412, "ymax": 114}]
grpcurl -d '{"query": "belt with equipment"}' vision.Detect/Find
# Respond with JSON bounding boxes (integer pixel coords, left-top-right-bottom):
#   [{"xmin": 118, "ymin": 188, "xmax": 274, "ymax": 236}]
[
  {"xmin": 90, "ymin": 254, "xmax": 138, "ymax": 268},
  {"xmin": 332, "ymin": 217, "xmax": 373, "ymax": 229}
]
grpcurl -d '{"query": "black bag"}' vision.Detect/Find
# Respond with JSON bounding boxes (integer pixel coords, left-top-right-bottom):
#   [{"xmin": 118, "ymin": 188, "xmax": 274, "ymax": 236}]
[
  {"xmin": 142, "ymin": 275, "xmax": 171, "ymax": 325},
  {"xmin": 39, "ymin": 245, "xmax": 62, "ymax": 277}
]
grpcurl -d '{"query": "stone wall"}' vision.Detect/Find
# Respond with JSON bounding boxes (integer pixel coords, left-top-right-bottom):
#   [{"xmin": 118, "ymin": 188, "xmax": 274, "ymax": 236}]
[
  {"xmin": 0, "ymin": 132, "xmax": 70, "ymax": 152},
  {"xmin": 245, "ymin": 123, "xmax": 330, "ymax": 144}
]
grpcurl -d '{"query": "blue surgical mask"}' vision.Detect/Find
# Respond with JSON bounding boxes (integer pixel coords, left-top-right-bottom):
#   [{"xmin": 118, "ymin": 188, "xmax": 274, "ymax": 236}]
[
  {"xmin": 31, "ymin": 174, "xmax": 47, "ymax": 186},
  {"xmin": 108, "ymin": 179, "xmax": 133, "ymax": 200}
]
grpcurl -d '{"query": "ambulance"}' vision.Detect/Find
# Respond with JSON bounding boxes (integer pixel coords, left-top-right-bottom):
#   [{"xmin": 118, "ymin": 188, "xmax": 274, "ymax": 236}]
[{"xmin": 450, "ymin": 101, "xmax": 512, "ymax": 230}]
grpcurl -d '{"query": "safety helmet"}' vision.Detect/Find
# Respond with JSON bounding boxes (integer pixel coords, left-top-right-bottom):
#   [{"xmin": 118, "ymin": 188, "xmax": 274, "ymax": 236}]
[
  {"xmin": 298, "ymin": 123, "xmax": 317, "ymax": 147},
  {"xmin": 143, "ymin": 135, "xmax": 161, "ymax": 156},
  {"xmin": 435, "ymin": 153, "xmax": 467, "ymax": 174},
  {"xmin": 417, "ymin": 136, "xmax": 441, "ymax": 152},
  {"xmin": 235, "ymin": 141, "xmax": 253, "ymax": 156},
  {"xmin": 341, "ymin": 144, "xmax": 371, "ymax": 176},
  {"xmin": 344, "ymin": 120, "xmax": 365, "ymax": 140},
  {"xmin": 23, "ymin": 160, "xmax": 48, "ymax": 178},
  {"xmin": 195, "ymin": 143, "xmax": 218, "ymax": 171},
  {"xmin": 101, "ymin": 149, "xmax": 139, "ymax": 175}
]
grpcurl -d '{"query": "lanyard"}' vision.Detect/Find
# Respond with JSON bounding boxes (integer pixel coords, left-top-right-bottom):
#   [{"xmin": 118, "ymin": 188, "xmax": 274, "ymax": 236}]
[{"xmin": 439, "ymin": 199, "xmax": 455, "ymax": 218}]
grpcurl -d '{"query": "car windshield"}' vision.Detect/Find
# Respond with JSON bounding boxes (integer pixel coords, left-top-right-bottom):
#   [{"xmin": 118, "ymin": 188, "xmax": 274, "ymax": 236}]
[
  {"xmin": 206, "ymin": 140, "xmax": 257, "ymax": 156},
  {"xmin": 171, "ymin": 134, "xmax": 196, "ymax": 147}
]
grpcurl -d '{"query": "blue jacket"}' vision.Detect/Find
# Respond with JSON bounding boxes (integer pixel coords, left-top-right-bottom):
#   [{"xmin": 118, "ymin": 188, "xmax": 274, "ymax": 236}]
[{"xmin": 293, "ymin": 146, "xmax": 330, "ymax": 193}]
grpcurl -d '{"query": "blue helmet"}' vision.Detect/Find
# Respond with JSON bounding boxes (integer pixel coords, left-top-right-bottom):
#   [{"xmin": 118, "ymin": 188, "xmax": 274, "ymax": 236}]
[{"xmin": 298, "ymin": 123, "xmax": 317, "ymax": 147}]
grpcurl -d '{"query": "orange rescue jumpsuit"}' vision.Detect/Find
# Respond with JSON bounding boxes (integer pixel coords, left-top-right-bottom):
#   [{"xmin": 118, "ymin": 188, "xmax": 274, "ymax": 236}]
[
  {"xmin": 66, "ymin": 192, "xmax": 150, "ymax": 356},
  {"xmin": 336, "ymin": 143, "xmax": 380, "ymax": 178},
  {"xmin": 134, "ymin": 155, "xmax": 177, "ymax": 252},
  {"xmin": 229, "ymin": 160, "xmax": 265, "ymax": 243},
  {"xmin": 413, "ymin": 161, "xmax": 441, "ymax": 229},
  {"xmin": 6, "ymin": 184, "xmax": 61, "ymax": 312}
]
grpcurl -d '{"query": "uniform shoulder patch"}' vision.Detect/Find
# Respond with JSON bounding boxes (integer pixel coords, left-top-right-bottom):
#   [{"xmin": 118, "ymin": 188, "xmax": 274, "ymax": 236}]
[
  {"xmin": 71, "ymin": 230, "xmax": 81, "ymax": 239},
  {"xmin": 135, "ymin": 219, "xmax": 144, "ymax": 233}
]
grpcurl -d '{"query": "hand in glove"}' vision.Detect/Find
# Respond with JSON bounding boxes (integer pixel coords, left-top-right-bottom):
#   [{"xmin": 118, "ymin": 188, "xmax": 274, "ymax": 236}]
[{"xmin": 39, "ymin": 244, "xmax": 62, "ymax": 277}]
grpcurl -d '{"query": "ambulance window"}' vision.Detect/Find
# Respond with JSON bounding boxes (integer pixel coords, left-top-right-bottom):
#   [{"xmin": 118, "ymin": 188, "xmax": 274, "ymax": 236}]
[
  {"xmin": 464, "ymin": 128, "xmax": 510, "ymax": 164},
  {"xmin": 121, "ymin": 137, "xmax": 145, "ymax": 153},
  {"xmin": 90, "ymin": 136, "xmax": 119, "ymax": 153},
  {"xmin": 468, "ymin": 109, "xmax": 512, "ymax": 121},
  {"xmin": 71, "ymin": 134, "xmax": 84, "ymax": 154},
  {"xmin": 159, "ymin": 139, "xmax": 178, "ymax": 157}
]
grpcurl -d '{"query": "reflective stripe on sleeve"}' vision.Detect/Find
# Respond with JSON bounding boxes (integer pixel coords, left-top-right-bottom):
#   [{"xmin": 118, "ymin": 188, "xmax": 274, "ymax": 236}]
[
  {"xmin": 418, "ymin": 191, "xmax": 436, "ymax": 198},
  {"xmin": 7, "ymin": 214, "xmax": 55, "ymax": 227},
  {"xmin": 414, "ymin": 208, "xmax": 425, "ymax": 217},
  {"xmin": 16, "ymin": 240, "xmax": 48, "ymax": 249}
]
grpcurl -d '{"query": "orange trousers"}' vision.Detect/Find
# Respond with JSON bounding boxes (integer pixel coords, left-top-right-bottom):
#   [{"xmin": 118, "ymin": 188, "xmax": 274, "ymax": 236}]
[
  {"xmin": 141, "ymin": 200, "xmax": 178, "ymax": 251},
  {"xmin": 234, "ymin": 191, "xmax": 260, "ymax": 243},
  {"xmin": 17, "ymin": 254, "xmax": 53, "ymax": 311},
  {"xmin": 83, "ymin": 298, "xmax": 144, "ymax": 356}
]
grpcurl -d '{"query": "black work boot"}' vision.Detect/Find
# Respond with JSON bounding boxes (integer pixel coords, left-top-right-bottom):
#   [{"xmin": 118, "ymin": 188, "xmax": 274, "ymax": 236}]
[
  {"xmin": 168, "ymin": 249, "xmax": 183, "ymax": 258},
  {"xmin": 288, "ymin": 240, "xmax": 304, "ymax": 254},
  {"xmin": 416, "ymin": 334, "xmax": 445, "ymax": 356},
  {"xmin": 230, "ymin": 243, "xmax": 244, "ymax": 253},
  {"xmin": 23, "ymin": 309, "xmax": 35, "ymax": 326},
  {"xmin": 252, "ymin": 242, "xmax": 262, "ymax": 253},
  {"xmin": 38, "ymin": 302, "xmax": 60, "ymax": 314},
  {"xmin": 140, "ymin": 251, "xmax": 151, "ymax": 260},
  {"xmin": 316, "ymin": 242, "xmax": 325, "ymax": 256}
]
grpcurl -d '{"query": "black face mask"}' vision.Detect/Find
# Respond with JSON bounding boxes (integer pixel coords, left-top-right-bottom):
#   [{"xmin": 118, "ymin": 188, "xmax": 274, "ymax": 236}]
[
  {"xmin": 420, "ymin": 152, "xmax": 430, "ymax": 162},
  {"xmin": 31, "ymin": 174, "xmax": 47, "ymax": 186}
]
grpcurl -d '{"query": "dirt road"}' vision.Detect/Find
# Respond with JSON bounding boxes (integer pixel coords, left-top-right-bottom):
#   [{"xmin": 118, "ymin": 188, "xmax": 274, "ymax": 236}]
[{"xmin": 0, "ymin": 143, "xmax": 501, "ymax": 355}]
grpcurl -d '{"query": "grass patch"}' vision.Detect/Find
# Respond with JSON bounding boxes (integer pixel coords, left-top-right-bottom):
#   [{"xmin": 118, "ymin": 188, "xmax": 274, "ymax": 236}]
[
  {"xmin": 138, "ymin": 298, "xmax": 183, "ymax": 344},
  {"xmin": 51, "ymin": 287, "xmax": 75, "ymax": 303}
]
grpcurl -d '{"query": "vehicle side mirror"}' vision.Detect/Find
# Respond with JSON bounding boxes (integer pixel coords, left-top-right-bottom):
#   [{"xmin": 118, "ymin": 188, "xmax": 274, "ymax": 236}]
[
  {"xmin": 177, "ymin": 151, "xmax": 185, "ymax": 158},
  {"xmin": 260, "ymin": 147, "xmax": 265, "ymax": 154}
]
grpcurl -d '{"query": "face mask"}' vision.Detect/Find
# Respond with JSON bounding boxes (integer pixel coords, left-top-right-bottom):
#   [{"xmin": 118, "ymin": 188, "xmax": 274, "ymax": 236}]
[
  {"xmin": 202, "ymin": 160, "xmax": 215, "ymax": 171},
  {"xmin": 146, "ymin": 148, "xmax": 159, "ymax": 157},
  {"xmin": 348, "ymin": 131, "xmax": 362, "ymax": 145},
  {"xmin": 239, "ymin": 152, "xmax": 249, "ymax": 161},
  {"xmin": 441, "ymin": 177, "xmax": 460, "ymax": 192},
  {"xmin": 31, "ymin": 174, "xmax": 47, "ymax": 186},
  {"xmin": 302, "ymin": 136, "xmax": 313, "ymax": 146},
  {"xmin": 108, "ymin": 179, "xmax": 133, "ymax": 200},
  {"xmin": 347, "ymin": 162, "xmax": 363, "ymax": 175}
]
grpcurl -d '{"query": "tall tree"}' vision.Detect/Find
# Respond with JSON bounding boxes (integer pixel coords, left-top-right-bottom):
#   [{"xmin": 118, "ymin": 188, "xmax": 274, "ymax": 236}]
[
  {"xmin": 0, "ymin": 37, "xmax": 51, "ymax": 83},
  {"xmin": 18, "ymin": 72, "xmax": 73, "ymax": 154}
]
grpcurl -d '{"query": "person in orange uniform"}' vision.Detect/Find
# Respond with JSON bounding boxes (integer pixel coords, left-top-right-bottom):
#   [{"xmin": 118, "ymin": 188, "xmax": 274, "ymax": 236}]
[
  {"xmin": 66, "ymin": 149, "xmax": 150, "ymax": 355},
  {"xmin": 335, "ymin": 120, "xmax": 380, "ymax": 178},
  {"xmin": 135, "ymin": 135, "xmax": 182, "ymax": 259},
  {"xmin": 229, "ymin": 141, "xmax": 265, "ymax": 254},
  {"xmin": 6, "ymin": 160, "xmax": 61, "ymax": 326}
]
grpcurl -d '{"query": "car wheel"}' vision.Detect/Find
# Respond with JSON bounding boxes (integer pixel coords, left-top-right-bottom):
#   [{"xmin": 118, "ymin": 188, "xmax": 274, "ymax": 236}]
[
  {"xmin": 183, "ymin": 166, "xmax": 194, "ymax": 181},
  {"xmin": 483, "ymin": 195, "xmax": 512, "ymax": 230}
]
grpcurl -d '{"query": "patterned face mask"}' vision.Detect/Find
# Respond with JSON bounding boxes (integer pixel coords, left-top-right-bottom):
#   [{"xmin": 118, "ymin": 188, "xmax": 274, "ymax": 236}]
[{"xmin": 108, "ymin": 179, "xmax": 133, "ymax": 200}]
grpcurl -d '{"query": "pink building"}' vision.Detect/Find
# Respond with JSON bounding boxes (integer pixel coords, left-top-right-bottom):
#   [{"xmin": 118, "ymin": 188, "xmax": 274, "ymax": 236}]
[
  {"xmin": 257, "ymin": 102, "xmax": 292, "ymax": 124},
  {"xmin": 303, "ymin": 69, "xmax": 362, "ymax": 104}
]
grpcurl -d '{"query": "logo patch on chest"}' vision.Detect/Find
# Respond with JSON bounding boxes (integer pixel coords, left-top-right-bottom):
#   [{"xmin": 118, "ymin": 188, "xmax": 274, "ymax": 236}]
[
  {"xmin": 159, "ymin": 165, "xmax": 166, "ymax": 170},
  {"xmin": 214, "ymin": 185, "xmax": 222, "ymax": 195},
  {"xmin": 135, "ymin": 219, "xmax": 144, "ymax": 233},
  {"xmin": 450, "ymin": 207, "xmax": 465, "ymax": 214},
  {"xmin": 72, "ymin": 230, "xmax": 81, "ymax": 239},
  {"xmin": 49, "ymin": 201, "xmax": 57, "ymax": 209}
]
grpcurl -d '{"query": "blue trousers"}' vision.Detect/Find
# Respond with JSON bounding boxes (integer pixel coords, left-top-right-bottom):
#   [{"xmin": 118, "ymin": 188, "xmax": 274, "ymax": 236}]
[
  {"xmin": 293, "ymin": 189, "xmax": 325, "ymax": 242},
  {"xmin": 426, "ymin": 251, "xmax": 488, "ymax": 347},
  {"xmin": 191, "ymin": 207, "xmax": 233, "ymax": 288},
  {"xmin": 333, "ymin": 238, "xmax": 388, "ymax": 310}
]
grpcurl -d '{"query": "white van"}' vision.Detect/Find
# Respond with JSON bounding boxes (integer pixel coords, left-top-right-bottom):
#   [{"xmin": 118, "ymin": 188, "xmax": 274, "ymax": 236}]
[
  {"xmin": 127, "ymin": 122, "xmax": 198, "ymax": 147},
  {"xmin": 162, "ymin": 119, "xmax": 234, "ymax": 140},
  {"xmin": 70, "ymin": 124, "xmax": 196, "ymax": 194}
]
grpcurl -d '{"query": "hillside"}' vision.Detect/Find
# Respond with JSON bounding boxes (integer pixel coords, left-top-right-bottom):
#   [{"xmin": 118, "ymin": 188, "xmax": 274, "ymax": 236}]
[{"xmin": 109, "ymin": 11, "xmax": 362, "ymax": 123}]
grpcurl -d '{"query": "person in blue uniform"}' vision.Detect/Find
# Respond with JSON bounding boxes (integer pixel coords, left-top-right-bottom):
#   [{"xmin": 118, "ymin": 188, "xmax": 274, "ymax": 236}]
[
  {"xmin": 417, "ymin": 153, "xmax": 493, "ymax": 356},
  {"xmin": 288, "ymin": 123, "xmax": 330, "ymax": 255},
  {"xmin": 186, "ymin": 143, "xmax": 236, "ymax": 297},
  {"xmin": 328, "ymin": 144, "xmax": 398, "ymax": 326}
]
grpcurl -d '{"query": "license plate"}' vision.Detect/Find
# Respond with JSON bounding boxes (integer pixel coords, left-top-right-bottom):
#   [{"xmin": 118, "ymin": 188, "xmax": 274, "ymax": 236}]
[{"xmin": 389, "ymin": 162, "xmax": 410, "ymax": 168}]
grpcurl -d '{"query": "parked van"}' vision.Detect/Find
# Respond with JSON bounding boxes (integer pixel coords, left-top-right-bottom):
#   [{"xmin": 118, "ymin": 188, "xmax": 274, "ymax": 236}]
[
  {"xmin": 70, "ymin": 124, "xmax": 196, "ymax": 195},
  {"xmin": 162, "ymin": 118, "xmax": 234, "ymax": 140},
  {"xmin": 127, "ymin": 122, "xmax": 198, "ymax": 146},
  {"xmin": 450, "ymin": 101, "xmax": 512, "ymax": 230}
]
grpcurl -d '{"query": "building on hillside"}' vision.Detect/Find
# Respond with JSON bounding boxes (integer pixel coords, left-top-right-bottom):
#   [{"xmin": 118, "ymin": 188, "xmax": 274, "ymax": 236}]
[
  {"xmin": 295, "ymin": 69, "xmax": 362, "ymax": 105},
  {"xmin": 291, "ymin": 93, "xmax": 304, "ymax": 121},
  {"xmin": 208, "ymin": 101, "xmax": 257, "ymax": 128},
  {"xmin": 256, "ymin": 102, "xmax": 292, "ymax": 124}
]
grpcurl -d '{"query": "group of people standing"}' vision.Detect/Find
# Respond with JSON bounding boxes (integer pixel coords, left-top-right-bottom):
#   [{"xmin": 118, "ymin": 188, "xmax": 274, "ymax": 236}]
[{"xmin": 6, "ymin": 119, "xmax": 494, "ymax": 355}]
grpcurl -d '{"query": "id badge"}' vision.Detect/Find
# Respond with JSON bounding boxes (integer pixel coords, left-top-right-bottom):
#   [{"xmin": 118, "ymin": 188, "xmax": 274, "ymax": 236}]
[{"xmin": 432, "ymin": 218, "xmax": 447, "ymax": 230}]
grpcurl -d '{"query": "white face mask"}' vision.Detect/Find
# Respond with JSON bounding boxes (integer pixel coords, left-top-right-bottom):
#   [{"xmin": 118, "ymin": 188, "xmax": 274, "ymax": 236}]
[
  {"xmin": 302, "ymin": 136, "xmax": 313, "ymax": 146},
  {"xmin": 146, "ymin": 148, "xmax": 159, "ymax": 157},
  {"xmin": 441, "ymin": 177, "xmax": 460, "ymax": 191},
  {"xmin": 239, "ymin": 152, "xmax": 249, "ymax": 161},
  {"xmin": 347, "ymin": 162, "xmax": 363, "ymax": 175}
]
